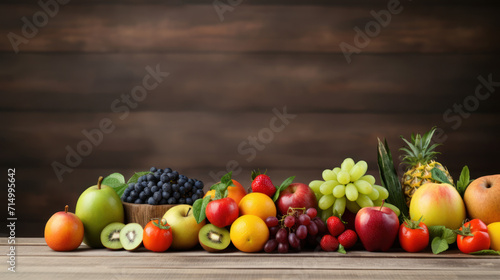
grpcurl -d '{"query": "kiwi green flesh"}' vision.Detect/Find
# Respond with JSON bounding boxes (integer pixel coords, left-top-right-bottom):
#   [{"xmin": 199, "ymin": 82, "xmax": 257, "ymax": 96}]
[
  {"xmin": 119, "ymin": 223, "xmax": 143, "ymax": 251},
  {"xmin": 100, "ymin": 222, "xmax": 125, "ymax": 250},
  {"xmin": 199, "ymin": 224, "xmax": 230, "ymax": 252}
]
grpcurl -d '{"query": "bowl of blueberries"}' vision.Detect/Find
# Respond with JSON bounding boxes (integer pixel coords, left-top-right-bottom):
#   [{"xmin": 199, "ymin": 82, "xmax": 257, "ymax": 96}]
[{"xmin": 121, "ymin": 167, "xmax": 205, "ymax": 227}]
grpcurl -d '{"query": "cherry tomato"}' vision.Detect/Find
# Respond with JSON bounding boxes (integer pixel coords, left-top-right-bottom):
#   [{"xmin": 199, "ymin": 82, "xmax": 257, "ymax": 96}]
[
  {"xmin": 398, "ymin": 218, "xmax": 429, "ymax": 253},
  {"xmin": 456, "ymin": 219, "xmax": 490, "ymax": 254},
  {"xmin": 143, "ymin": 218, "xmax": 173, "ymax": 252}
]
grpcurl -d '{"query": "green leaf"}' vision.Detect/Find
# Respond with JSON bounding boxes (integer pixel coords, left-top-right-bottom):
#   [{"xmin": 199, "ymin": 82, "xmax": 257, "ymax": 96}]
[
  {"xmin": 428, "ymin": 225, "xmax": 445, "ymax": 240},
  {"xmin": 220, "ymin": 171, "xmax": 233, "ymax": 185},
  {"xmin": 103, "ymin": 173, "xmax": 128, "ymax": 198},
  {"xmin": 431, "ymin": 168, "xmax": 453, "ymax": 185},
  {"xmin": 431, "ymin": 237, "xmax": 449, "ymax": 254},
  {"xmin": 272, "ymin": 176, "xmax": 296, "ymax": 202},
  {"xmin": 456, "ymin": 166, "xmax": 471, "ymax": 197},
  {"xmin": 442, "ymin": 228, "xmax": 457, "ymax": 244},
  {"xmin": 192, "ymin": 195, "xmax": 211, "ymax": 224},
  {"xmin": 337, "ymin": 244, "xmax": 347, "ymax": 254},
  {"xmin": 470, "ymin": 250, "xmax": 500, "ymax": 255},
  {"xmin": 127, "ymin": 171, "xmax": 152, "ymax": 184}
]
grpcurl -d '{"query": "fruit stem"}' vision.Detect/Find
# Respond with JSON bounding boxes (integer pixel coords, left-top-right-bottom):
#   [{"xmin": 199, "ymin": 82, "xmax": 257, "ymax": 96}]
[
  {"xmin": 379, "ymin": 200, "xmax": 385, "ymax": 211},
  {"xmin": 97, "ymin": 176, "xmax": 103, "ymax": 190},
  {"xmin": 64, "ymin": 205, "xmax": 68, "ymax": 213}
]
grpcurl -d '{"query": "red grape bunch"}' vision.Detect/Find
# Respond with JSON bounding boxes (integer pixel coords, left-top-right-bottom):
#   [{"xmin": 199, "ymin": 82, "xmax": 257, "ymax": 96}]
[{"xmin": 263, "ymin": 207, "xmax": 327, "ymax": 253}]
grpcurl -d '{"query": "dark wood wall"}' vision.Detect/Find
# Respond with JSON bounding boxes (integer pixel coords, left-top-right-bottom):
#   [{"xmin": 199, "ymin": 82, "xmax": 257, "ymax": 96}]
[{"xmin": 1, "ymin": 0, "xmax": 499, "ymax": 236}]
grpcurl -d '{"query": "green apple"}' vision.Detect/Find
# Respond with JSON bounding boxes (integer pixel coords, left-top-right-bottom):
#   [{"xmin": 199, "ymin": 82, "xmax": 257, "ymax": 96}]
[
  {"xmin": 163, "ymin": 204, "xmax": 205, "ymax": 250},
  {"xmin": 75, "ymin": 177, "xmax": 124, "ymax": 248}
]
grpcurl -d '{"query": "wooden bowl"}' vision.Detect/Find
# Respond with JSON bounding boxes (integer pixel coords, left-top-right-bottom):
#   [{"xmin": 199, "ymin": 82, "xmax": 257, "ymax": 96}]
[{"xmin": 122, "ymin": 202, "xmax": 177, "ymax": 228}]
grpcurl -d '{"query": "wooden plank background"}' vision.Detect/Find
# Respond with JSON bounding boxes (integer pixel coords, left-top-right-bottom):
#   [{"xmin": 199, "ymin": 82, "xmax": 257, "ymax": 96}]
[{"xmin": 1, "ymin": 0, "xmax": 499, "ymax": 237}]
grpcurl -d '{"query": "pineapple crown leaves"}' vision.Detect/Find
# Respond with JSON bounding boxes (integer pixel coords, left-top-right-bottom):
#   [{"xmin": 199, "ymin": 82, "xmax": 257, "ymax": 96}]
[{"xmin": 400, "ymin": 127, "xmax": 441, "ymax": 166}]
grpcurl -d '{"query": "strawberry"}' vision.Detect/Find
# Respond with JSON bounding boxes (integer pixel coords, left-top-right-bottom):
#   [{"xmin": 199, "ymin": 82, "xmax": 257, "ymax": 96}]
[
  {"xmin": 251, "ymin": 170, "xmax": 276, "ymax": 197},
  {"xmin": 338, "ymin": 229, "xmax": 358, "ymax": 249},
  {"xmin": 327, "ymin": 216, "xmax": 345, "ymax": 237},
  {"xmin": 320, "ymin": 234, "xmax": 339, "ymax": 252}
]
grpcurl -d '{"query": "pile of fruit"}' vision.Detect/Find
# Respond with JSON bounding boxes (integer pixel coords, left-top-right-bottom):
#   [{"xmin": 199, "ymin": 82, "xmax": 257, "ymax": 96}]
[{"xmin": 44, "ymin": 128, "xmax": 500, "ymax": 256}]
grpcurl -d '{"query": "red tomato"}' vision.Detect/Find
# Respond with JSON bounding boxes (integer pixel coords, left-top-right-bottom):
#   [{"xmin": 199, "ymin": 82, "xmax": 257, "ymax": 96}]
[
  {"xmin": 456, "ymin": 219, "xmax": 490, "ymax": 254},
  {"xmin": 143, "ymin": 218, "xmax": 173, "ymax": 252},
  {"xmin": 398, "ymin": 218, "xmax": 429, "ymax": 253}
]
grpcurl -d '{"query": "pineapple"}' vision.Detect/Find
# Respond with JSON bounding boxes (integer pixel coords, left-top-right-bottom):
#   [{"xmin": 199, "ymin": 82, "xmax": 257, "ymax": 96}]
[{"xmin": 400, "ymin": 127, "xmax": 453, "ymax": 206}]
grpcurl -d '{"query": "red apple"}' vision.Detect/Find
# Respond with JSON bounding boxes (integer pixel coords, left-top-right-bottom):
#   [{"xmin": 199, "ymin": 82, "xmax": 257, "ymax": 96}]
[
  {"xmin": 355, "ymin": 205, "xmax": 399, "ymax": 252},
  {"xmin": 205, "ymin": 197, "xmax": 239, "ymax": 228},
  {"xmin": 277, "ymin": 183, "xmax": 318, "ymax": 215},
  {"xmin": 464, "ymin": 175, "xmax": 500, "ymax": 224}
]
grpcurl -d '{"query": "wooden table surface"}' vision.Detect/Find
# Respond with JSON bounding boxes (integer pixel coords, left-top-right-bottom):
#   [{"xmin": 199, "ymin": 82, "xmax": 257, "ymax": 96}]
[{"xmin": 2, "ymin": 238, "xmax": 500, "ymax": 280}]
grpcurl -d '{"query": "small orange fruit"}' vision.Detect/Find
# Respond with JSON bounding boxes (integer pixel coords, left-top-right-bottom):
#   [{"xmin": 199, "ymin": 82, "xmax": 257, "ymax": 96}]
[
  {"xmin": 205, "ymin": 179, "xmax": 247, "ymax": 205},
  {"xmin": 45, "ymin": 205, "xmax": 84, "ymax": 251},
  {"xmin": 238, "ymin": 192, "xmax": 277, "ymax": 221},
  {"xmin": 230, "ymin": 215, "xmax": 269, "ymax": 252}
]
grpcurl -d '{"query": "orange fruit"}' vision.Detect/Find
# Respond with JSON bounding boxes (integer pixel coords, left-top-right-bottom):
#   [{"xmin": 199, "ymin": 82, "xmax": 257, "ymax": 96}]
[
  {"xmin": 230, "ymin": 215, "xmax": 269, "ymax": 252},
  {"xmin": 204, "ymin": 179, "xmax": 247, "ymax": 205},
  {"xmin": 238, "ymin": 192, "xmax": 277, "ymax": 221}
]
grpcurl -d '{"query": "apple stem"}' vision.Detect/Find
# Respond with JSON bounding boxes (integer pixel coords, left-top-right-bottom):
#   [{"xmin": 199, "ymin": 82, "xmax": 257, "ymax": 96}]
[
  {"xmin": 379, "ymin": 200, "xmax": 385, "ymax": 211},
  {"xmin": 97, "ymin": 176, "xmax": 103, "ymax": 190},
  {"xmin": 186, "ymin": 207, "xmax": 191, "ymax": 217},
  {"xmin": 64, "ymin": 205, "xmax": 69, "ymax": 213}
]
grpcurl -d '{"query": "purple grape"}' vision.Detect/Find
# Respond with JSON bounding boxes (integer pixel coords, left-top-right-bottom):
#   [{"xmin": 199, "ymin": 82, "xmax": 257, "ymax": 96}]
[
  {"xmin": 288, "ymin": 232, "xmax": 300, "ymax": 248},
  {"xmin": 299, "ymin": 214, "xmax": 311, "ymax": 226},
  {"xmin": 307, "ymin": 221, "xmax": 318, "ymax": 236},
  {"xmin": 296, "ymin": 225, "xmax": 308, "ymax": 239},
  {"xmin": 269, "ymin": 226, "xmax": 279, "ymax": 238},
  {"xmin": 306, "ymin": 208, "xmax": 318, "ymax": 219},
  {"xmin": 284, "ymin": 215, "xmax": 295, "ymax": 228},
  {"xmin": 313, "ymin": 217, "xmax": 327, "ymax": 234},
  {"xmin": 264, "ymin": 239, "xmax": 278, "ymax": 253},
  {"xmin": 265, "ymin": 216, "xmax": 279, "ymax": 228},
  {"xmin": 276, "ymin": 228, "xmax": 288, "ymax": 244},
  {"xmin": 278, "ymin": 242, "xmax": 289, "ymax": 253}
]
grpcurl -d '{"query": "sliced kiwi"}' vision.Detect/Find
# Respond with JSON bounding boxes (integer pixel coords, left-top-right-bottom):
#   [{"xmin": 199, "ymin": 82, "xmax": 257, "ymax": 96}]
[
  {"xmin": 198, "ymin": 224, "xmax": 231, "ymax": 252},
  {"xmin": 119, "ymin": 223, "xmax": 143, "ymax": 251},
  {"xmin": 100, "ymin": 222, "xmax": 125, "ymax": 250}
]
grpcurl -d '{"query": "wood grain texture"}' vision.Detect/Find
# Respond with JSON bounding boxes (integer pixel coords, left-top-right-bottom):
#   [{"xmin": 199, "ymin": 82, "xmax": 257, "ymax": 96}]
[
  {"xmin": 1, "ymin": 238, "xmax": 500, "ymax": 280},
  {"xmin": 1, "ymin": 4, "xmax": 500, "ymax": 53},
  {"xmin": 1, "ymin": 53, "xmax": 499, "ymax": 113}
]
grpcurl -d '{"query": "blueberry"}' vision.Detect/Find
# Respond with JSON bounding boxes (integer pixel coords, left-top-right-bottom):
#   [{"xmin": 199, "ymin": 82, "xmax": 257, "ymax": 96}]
[
  {"xmin": 172, "ymin": 184, "xmax": 179, "ymax": 192},
  {"xmin": 146, "ymin": 174, "xmax": 154, "ymax": 181},
  {"xmin": 160, "ymin": 174, "xmax": 169, "ymax": 182},
  {"xmin": 162, "ymin": 191, "xmax": 170, "ymax": 199},
  {"xmin": 195, "ymin": 180, "xmax": 204, "ymax": 189},
  {"xmin": 164, "ymin": 168, "xmax": 172, "ymax": 174},
  {"xmin": 134, "ymin": 183, "xmax": 143, "ymax": 192},
  {"xmin": 162, "ymin": 183, "xmax": 172, "ymax": 192},
  {"xmin": 154, "ymin": 173, "xmax": 161, "ymax": 180},
  {"xmin": 147, "ymin": 181, "xmax": 155, "ymax": 188},
  {"xmin": 159, "ymin": 198, "xmax": 168, "ymax": 204},
  {"xmin": 141, "ymin": 181, "xmax": 148, "ymax": 188},
  {"xmin": 179, "ymin": 186, "xmax": 186, "ymax": 194},
  {"xmin": 184, "ymin": 182, "xmax": 193, "ymax": 192},
  {"xmin": 147, "ymin": 197, "xmax": 156, "ymax": 205},
  {"xmin": 192, "ymin": 194, "xmax": 199, "ymax": 201},
  {"xmin": 134, "ymin": 198, "xmax": 144, "ymax": 204},
  {"xmin": 179, "ymin": 198, "xmax": 186, "ymax": 204},
  {"xmin": 143, "ymin": 187, "xmax": 152, "ymax": 196},
  {"xmin": 153, "ymin": 191, "xmax": 162, "ymax": 202},
  {"xmin": 167, "ymin": 197, "xmax": 177, "ymax": 204},
  {"xmin": 126, "ymin": 196, "xmax": 133, "ymax": 203},
  {"xmin": 151, "ymin": 185, "xmax": 159, "ymax": 193},
  {"xmin": 167, "ymin": 173, "xmax": 175, "ymax": 180},
  {"xmin": 157, "ymin": 168, "xmax": 163, "ymax": 173},
  {"xmin": 196, "ymin": 189, "xmax": 204, "ymax": 196},
  {"xmin": 150, "ymin": 167, "xmax": 157, "ymax": 172},
  {"xmin": 123, "ymin": 188, "xmax": 131, "ymax": 197},
  {"xmin": 173, "ymin": 192, "xmax": 181, "ymax": 199},
  {"xmin": 186, "ymin": 198, "xmax": 193, "ymax": 205},
  {"xmin": 157, "ymin": 181, "xmax": 163, "ymax": 187},
  {"xmin": 139, "ymin": 191, "xmax": 147, "ymax": 200},
  {"xmin": 130, "ymin": 190, "xmax": 138, "ymax": 198},
  {"xmin": 172, "ymin": 171, "xmax": 179, "ymax": 178}
]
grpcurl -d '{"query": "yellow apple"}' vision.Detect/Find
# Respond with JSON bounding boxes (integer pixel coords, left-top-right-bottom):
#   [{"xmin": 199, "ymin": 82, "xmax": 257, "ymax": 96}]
[
  {"xmin": 464, "ymin": 175, "xmax": 500, "ymax": 225},
  {"xmin": 410, "ymin": 183, "xmax": 466, "ymax": 229},
  {"xmin": 163, "ymin": 204, "xmax": 205, "ymax": 250}
]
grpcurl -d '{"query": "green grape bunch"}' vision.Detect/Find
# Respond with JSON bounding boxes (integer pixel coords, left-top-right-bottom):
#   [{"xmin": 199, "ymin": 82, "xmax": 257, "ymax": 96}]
[{"xmin": 309, "ymin": 158, "xmax": 400, "ymax": 221}]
